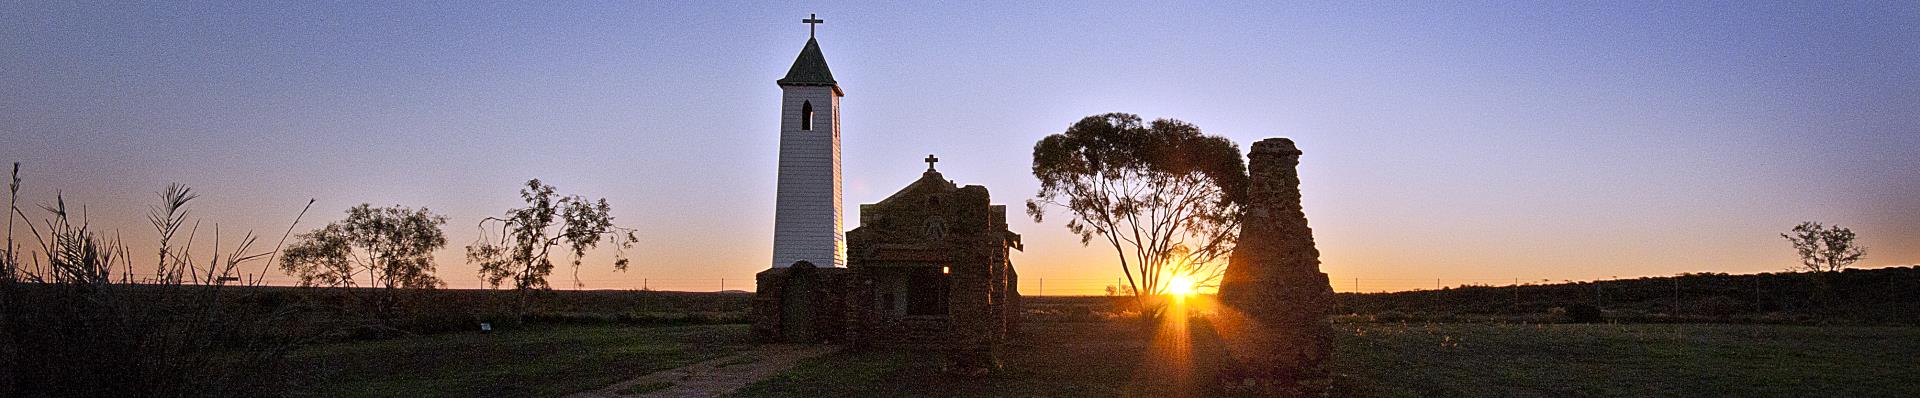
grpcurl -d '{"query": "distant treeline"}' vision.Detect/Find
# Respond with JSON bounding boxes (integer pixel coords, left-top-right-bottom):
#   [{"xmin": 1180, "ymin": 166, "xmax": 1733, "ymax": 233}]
[
  {"xmin": 14, "ymin": 267, "xmax": 1911, "ymax": 341},
  {"xmin": 1335, "ymin": 267, "xmax": 1920, "ymax": 325},
  {"xmin": 4, "ymin": 284, "xmax": 754, "ymax": 340}
]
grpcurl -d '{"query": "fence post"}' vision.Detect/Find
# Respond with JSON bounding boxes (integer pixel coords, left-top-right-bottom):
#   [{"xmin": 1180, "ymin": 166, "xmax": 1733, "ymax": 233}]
[{"xmin": 1673, "ymin": 277, "xmax": 1681, "ymax": 314}]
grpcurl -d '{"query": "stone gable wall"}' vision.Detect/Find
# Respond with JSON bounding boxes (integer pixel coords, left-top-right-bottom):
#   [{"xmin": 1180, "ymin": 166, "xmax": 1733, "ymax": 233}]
[{"xmin": 757, "ymin": 177, "xmax": 1022, "ymax": 375}]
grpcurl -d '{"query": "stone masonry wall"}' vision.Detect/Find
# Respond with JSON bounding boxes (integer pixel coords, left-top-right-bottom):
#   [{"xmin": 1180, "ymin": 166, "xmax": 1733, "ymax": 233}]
[
  {"xmin": 752, "ymin": 264, "xmax": 851, "ymax": 343},
  {"xmin": 943, "ymin": 186, "xmax": 1001, "ymax": 374},
  {"xmin": 1217, "ymin": 137, "xmax": 1335, "ymax": 392}
]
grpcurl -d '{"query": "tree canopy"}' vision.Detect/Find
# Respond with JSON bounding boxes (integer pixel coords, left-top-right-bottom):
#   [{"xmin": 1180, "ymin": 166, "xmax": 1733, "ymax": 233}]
[
  {"xmin": 467, "ymin": 179, "xmax": 637, "ymax": 291},
  {"xmin": 1027, "ymin": 113, "xmax": 1247, "ymax": 299},
  {"xmin": 279, "ymin": 204, "xmax": 449, "ymax": 289},
  {"xmin": 1782, "ymin": 221, "xmax": 1867, "ymax": 273}
]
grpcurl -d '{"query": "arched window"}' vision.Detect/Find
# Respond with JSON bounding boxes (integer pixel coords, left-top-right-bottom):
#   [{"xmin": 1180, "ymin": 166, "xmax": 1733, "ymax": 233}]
[
  {"xmin": 926, "ymin": 217, "xmax": 944, "ymax": 240},
  {"xmin": 800, "ymin": 101, "xmax": 814, "ymax": 131}
]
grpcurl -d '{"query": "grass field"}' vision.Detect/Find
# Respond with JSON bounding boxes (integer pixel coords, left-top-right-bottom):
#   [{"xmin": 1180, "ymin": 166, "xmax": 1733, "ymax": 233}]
[
  {"xmin": 1334, "ymin": 323, "xmax": 1920, "ymax": 397},
  {"xmin": 286, "ymin": 324, "xmax": 752, "ymax": 397},
  {"xmin": 281, "ymin": 320, "xmax": 1920, "ymax": 397},
  {"xmin": 735, "ymin": 321, "xmax": 1920, "ymax": 397}
]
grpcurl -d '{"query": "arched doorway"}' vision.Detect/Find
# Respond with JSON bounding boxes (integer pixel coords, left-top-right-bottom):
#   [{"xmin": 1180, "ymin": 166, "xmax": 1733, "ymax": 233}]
[{"xmin": 780, "ymin": 261, "xmax": 818, "ymax": 342}]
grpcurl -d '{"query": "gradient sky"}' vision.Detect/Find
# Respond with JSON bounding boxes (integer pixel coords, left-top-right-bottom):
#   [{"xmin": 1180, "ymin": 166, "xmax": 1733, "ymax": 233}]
[{"xmin": 3, "ymin": 2, "xmax": 1916, "ymax": 293}]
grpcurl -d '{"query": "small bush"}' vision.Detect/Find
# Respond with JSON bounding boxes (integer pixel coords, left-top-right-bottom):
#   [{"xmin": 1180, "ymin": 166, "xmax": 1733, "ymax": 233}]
[
  {"xmin": 1557, "ymin": 303, "xmax": 1605, "ymax": 323},
  {"xmin": 1374, "ymin": 310, "xmax": 1413, "ymax": 323},
  {"xmin": 1692, "ymin": 296, "xmax": 1746, "ymax": 317}
]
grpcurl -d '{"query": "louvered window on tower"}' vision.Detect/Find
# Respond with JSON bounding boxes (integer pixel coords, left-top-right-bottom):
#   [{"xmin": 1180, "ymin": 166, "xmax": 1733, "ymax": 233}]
[{"xmin": 801, "ymin": 101, "xmax": 814, "ymax": 130}]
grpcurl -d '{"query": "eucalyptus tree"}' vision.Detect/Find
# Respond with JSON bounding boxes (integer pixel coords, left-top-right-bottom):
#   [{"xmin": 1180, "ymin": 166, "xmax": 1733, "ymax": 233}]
[
  {"xmin": 280, "ymin": 204, "xmax": 450, "ymax": 290},
  {"xmin": 1782, "ymin": 221, "xmax": 1867, "ymax": 273},
  {"xmin": 1028, "ymin": 113, "xmax": 1248, "ymax": 304},
  {"xmin": 280, "ymin": 203, "xmax": 448, "ymax": 325},
  {"xmin": 466, "ymin": 179, "xmax": 636, "ymax": 301}
]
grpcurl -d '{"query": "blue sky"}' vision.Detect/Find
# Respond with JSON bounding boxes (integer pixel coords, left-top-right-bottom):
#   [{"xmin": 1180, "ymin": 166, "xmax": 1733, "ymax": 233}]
[{"xmin": 3, "ymin": 2, "xmax": 1915, "ymax": 292}]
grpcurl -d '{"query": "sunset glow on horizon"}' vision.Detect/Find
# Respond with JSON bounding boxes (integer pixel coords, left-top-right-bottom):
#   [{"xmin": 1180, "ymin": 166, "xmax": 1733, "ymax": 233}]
[{"xmin": 4, "ymin": 3, "xmax": 1916, "ymax": 294}]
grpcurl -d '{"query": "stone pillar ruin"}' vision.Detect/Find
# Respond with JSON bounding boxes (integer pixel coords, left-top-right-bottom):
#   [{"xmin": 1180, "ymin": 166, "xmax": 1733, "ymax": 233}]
[
  {"xmin": 942, "ymin": 186, "xmax": 1003, "ymax": 375},
  {"xmin": 1217, "ymin": 137, "xmax": 1335, "ymax": 393}
]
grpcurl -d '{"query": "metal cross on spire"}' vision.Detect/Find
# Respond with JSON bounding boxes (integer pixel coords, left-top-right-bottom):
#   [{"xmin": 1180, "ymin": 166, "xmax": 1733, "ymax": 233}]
[
  {"xmin": 925, "ymin": 154, "xmax": 939, "ymax": 171},
  {"xmin": 802, "ymin": 13, "xmax": 823, "ymax": 38}
]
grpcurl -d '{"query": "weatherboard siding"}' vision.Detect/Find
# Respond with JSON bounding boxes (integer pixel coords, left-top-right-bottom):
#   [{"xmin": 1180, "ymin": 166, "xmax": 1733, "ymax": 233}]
[{"xmin": 772, "ymin": 85, "xmax": 846, "ymax": 268}]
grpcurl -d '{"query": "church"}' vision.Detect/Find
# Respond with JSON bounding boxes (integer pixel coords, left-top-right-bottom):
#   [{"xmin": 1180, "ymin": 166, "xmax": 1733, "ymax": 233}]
[{"xmin": 750, "ymin": 16, "xmax": 1025, "ymax": 373}]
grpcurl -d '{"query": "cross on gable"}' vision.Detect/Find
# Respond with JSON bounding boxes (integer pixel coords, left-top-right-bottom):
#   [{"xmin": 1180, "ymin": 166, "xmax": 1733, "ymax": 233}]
[
  {"xmin": 803, "ymin": 13, "xmax": 824, "ymax": 37},
  {"xmin": 925, "ymin": 154, "xmax": 939, "ymax": 172}
]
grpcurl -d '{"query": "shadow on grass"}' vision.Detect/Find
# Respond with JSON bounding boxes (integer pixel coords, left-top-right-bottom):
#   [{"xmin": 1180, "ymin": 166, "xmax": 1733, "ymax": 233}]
[
  {"xmin": 286, "ymin": 324, "xmax": 751, "ymax": 398},
  {"xmin": 734, "ymin": 321, "xmax": 1235, "ymax": 397}
]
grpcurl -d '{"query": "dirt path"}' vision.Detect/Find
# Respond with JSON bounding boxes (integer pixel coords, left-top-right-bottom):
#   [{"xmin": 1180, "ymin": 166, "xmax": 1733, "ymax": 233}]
[{"xmin": 566, "ymin": 344, "xmax": 838, "ymax": 398}]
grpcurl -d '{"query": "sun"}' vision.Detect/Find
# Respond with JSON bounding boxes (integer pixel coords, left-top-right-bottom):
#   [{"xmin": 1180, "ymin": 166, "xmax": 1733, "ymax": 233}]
[{"xmin": 1167, "ymin": 275, "xmax": 1197, "ymax": 296}]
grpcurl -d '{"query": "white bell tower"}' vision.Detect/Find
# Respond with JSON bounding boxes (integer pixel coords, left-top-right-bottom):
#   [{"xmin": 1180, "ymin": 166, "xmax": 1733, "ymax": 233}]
[{"xmin": 770, "ymin": 14, "xmax": 846, "ymax": 268}]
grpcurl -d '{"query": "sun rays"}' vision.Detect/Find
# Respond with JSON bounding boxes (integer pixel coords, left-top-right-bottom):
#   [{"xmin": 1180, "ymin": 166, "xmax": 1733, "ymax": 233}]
[{"xmin": 1168, "ymin": 274, "xmax": 1198, "ymax": 296}]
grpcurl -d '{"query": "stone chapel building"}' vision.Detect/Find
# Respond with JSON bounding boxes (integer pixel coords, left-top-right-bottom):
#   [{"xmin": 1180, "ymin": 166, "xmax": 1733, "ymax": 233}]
[{"xmin": 752, "ymin": 17, "xmax": 1024, "ymax": 373}]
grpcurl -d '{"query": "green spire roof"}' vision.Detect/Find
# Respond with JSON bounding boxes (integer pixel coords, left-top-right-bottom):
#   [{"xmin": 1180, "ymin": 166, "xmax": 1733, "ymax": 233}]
[{"xmin": 778, "ymin": 37, "xmax": 836, "ymax": 86}]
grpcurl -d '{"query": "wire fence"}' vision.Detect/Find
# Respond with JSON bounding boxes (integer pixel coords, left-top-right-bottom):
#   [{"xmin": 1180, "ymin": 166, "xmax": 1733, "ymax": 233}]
[
  {"xmin": 1016, "ymin": 277, "xmax": 1574, "ymax": 296},
  {"xmin": 98, "ymin": 270, "xmax": 1920, "ymax": 301},
  {"xmin": 104, "ymin": 274, "xmax": 1692, "ymax": 295},
  {"xmin": 404, "ymin": 276, "xmax": 1662, "ymax": 295},
  {"xmin": 464, "ymin": 277, "xmax": 1597, "ymax": 295}
]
